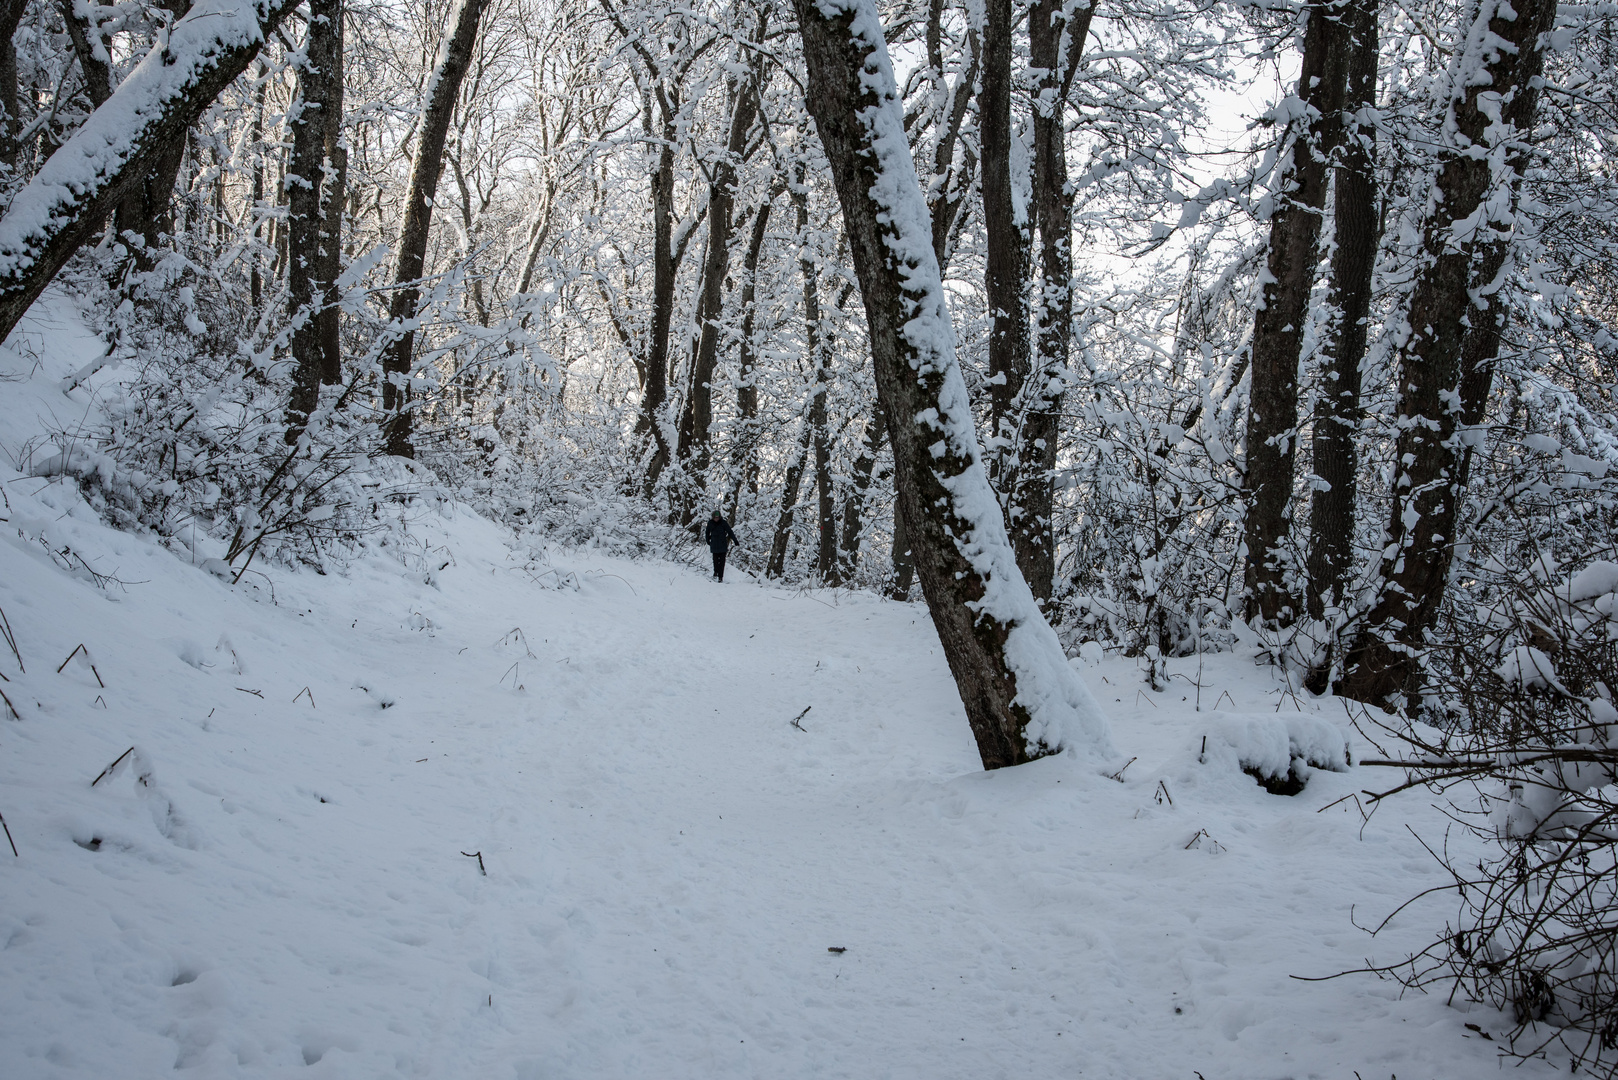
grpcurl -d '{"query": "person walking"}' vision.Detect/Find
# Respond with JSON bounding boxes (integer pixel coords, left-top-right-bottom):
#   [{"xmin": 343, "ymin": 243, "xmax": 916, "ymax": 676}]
[{"xmin": 704, "ymin": 510, "xmax": 738, "ymax": 582}]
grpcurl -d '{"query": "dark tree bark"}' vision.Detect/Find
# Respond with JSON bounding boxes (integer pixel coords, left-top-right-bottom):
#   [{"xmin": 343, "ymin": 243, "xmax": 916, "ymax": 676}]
[
  {"xmin": 381, "ymin": 0, "xmax": 485, "ymax": 458},
  {"xmin": 1338, "ymin": 0, "xmax": 1559, "ymax": 706},
  {"xmin": 0, "ymin": 0, "xmax": 301, "ymax": 345},
  {"xmin": 790, "ymin": 173, "xmax": 839, "ymax": 582},
  {"xmin": 285, "ymin": 0, "xmax": 345, "ymax": 441},
  {"xmin": 767, "ymin": 420, "xmax": 814, "ymax": 578},
  {"xmin": 1304, "ymin": 0, "xmax": 1378, "ymax": 631},
  {"xmin": 837, "ymin": 402, "xmax": 888, "ymax": 579},
  {"xmin": 981, "ymin": 0, "xmax": 1032, "ymax": 499},
  {"xmin": 793, "ymin": 0, "xmax": 1111, "ymax": 769},
  {"xmin": 0, "ymin": 0, "xmax": 26, "ymax": 169},
  {"xmin": 1240, "ymin": 2, "xmax": 1351, "ymax": 626},
  {"xmin": 731, "ymin": 192, "xmax": 775, "ymax": 501},
  {"xmin": 676, "ymin": 71, "xmax": 761, "ymax": 480},
  {"xmin": 1020, "ymin": 0, "xmax": 1095, "ymax": 603},
  {"xmin": 315, "ymin": 1, "xmax": 347, "ymax": 386},
  {"xmin": 59, "ymin": 0, "xmax": 111, "ymax": 108}
]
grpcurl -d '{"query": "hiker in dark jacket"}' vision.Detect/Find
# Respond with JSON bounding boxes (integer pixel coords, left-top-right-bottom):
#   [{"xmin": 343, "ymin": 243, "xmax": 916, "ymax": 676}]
[{"xmin": 704, "ymin": 510, "xmax": 738, "ymax": 582}]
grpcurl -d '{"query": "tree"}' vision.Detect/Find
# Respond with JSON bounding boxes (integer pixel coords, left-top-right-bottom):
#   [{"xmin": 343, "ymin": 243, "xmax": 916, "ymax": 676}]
[
  {"xmin": 793, "ymin": 0, "xmax": 1113, "ymax": 769},
  {"xmin": 286, "ymin": 0, "xmax": 346, "ymax": 442},
  {"xmin": 1240, "ymin": 0, "xmax": 1350, "ymax": 626},
  {"xmin": 0, "ymin": 0, "xmax": 301, "ymax": 345},
  {"xmin": 381, "ymin": 0, "xmax": 487, "ymax": 458},
  {"xmin": 1337, "ymin": 0, "xmax": 1561, "ymax": 706}
]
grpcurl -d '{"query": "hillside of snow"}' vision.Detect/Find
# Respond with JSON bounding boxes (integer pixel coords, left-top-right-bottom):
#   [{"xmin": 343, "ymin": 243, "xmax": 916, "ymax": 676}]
[{"xmin": 1, "ymin": 300, "xmax": 1544, "ymax": 1078}]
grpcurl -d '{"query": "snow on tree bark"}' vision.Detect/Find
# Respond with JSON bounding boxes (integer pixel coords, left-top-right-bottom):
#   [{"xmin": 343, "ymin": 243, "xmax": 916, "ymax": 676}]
[
  {"xmin": 381, "ymin": 0, "xmax": 485, "ymax": 459},
  {"xmin": 0, "ymin": 0, "xmax": 300, "ymax": 344},
  {"xmin": 1337, "ymin": 0, "xmax": 1559, "ymax": 707},
  {"xmin": 793, "ymin": 0, "xmax": 1114, "ymax": 768},
  {"xmin": 1240, "ymin": 0, "xmax": 1350, "ymax": 627}
]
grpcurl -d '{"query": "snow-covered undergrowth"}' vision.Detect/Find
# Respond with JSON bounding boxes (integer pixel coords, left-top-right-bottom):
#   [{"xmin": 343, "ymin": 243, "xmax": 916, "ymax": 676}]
[{"xmin": 1, "ymin": 301, "xmax": 1549, "ymax": 1077}]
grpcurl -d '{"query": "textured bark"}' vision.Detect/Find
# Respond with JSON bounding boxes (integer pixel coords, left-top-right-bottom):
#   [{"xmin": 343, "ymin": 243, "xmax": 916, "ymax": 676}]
[
  {"xmin": 1304, "ymin": 0, "xmax": 1378, "ymax": 627},
  {"xmin": 1020, "ymin": 0, "xmax": 1095, "ymax": 603},
  {"xmin": 59, "ymin": 0, "xmax": 111, "ymax": 107},
  {"xmin": 789, "ymin": 177, "xmax": 839, "ymax": 582},
  {"xmin": 0, "ymin": 0, "xmax": 300, "ymax": 345},
  {"xmin": 1338, "ymin": 0, "xmax": 1558, "ymax": 706},
  {"xmin": 0, "ymin": 0, "xmax": 26, "ymax": 168},
  {"xmin": 981, "ymin": 0, "xmax": 1031, "ymax": 494},
  {"xmin": 676, "ymin": 76, "xmax": 760, "ymax": 475},
  {"xmin": 1240, "ymin": 2, "xmax": 1350, "ymax": 625},
  {"xmin": 636, "ymin": 113, "xmax": 678, "ymax": 489},
  {"xmin": 315, "ymin": 1, "xmax": 346, "ymax": 386},
  {"xmin": 767, "ymin": 420, "xmax": 813, "ymax": 578},
  {"xmin": 838, "ymin": 403, "xmax": 888, "ymax": 580},
  {"xmin": 731, "ymin": 195, "xmax": 773, "ymax": 498},
  {"xmin": 795, "ymin": 0, "xmax": 1091, "ymax": 769},
  {"xmin": 285, "ymin": 0, "xmax": 344, "ymax": 441},
  {"xmin": 381, "ymin": 0, "xmax": 485, "ymax": 458}
]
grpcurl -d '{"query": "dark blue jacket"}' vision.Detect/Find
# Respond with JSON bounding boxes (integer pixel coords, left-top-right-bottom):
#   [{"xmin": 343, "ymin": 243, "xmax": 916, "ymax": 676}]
[{"xmin": 704, "ymin": 518, "xmax": 737, "ymax": 552}]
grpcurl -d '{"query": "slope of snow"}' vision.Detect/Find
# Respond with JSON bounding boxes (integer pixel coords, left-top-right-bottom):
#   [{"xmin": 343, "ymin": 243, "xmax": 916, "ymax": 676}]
[{"xmin": 1, "ymin": 300, "xmax": 1545, "ymax": 1077}]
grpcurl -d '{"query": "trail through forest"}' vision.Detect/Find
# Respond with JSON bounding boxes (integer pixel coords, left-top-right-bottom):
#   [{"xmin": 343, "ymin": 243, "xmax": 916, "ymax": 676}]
[{"xmin": 0, "ymin": 299, "xmax": 1550, "ymax": 1079}]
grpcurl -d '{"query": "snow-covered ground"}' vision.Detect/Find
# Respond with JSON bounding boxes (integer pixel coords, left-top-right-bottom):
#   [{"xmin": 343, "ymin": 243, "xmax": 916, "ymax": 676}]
[{"xmin": 2, "ymin": 301, "xmax": 1544, "ymax": 1077}]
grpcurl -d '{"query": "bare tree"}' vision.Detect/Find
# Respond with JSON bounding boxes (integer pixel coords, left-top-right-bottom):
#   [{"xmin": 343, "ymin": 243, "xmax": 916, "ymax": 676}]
[
  {"xmin": 381, "ymin": 0, "xmax": 486, "ymax": 458},
  {"xmin": 793, "ymin": 0, "xmax": 1113, "ymax": 769},
  {"xmin": 1338, "ymin": 0, "xmax": 1560, "ymax": 705}
]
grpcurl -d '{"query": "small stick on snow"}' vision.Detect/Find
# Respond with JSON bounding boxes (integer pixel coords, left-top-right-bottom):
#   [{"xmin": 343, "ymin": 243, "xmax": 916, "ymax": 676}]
[
  {"xmin": 790, "ymin": 706, "xmax": 811, "ymax": 732},
  {"xmin": 0, "ymin": 810, "xmax": 15, "ymax": 856},
  {"xmin": 236, "ymin": 687, "xmax": 263, "ymax": 698},
  {"xmin": 92, "ymin": 746, "xmax": 135, "ymax": 786},
  {"xmin": 1107, "ymin": 757, "xmax": 1137, "ymax": 782},
  {"xmin": 1155, "ymin": 780, "xmax": 1174, "ymax": 806},
  {"xmin": 1214, "ymin": 690, "xmax": 1235, "ymax": 711},
  {"xmin": 292, "ymin": 687, "xmax": 315, "ymax": 708},
  {"xmin": 0, "ymin": 605, "xmax": 22, "ymax": 671},
  {"xmin": 0, "ymin": 686, "xmax": 18, "ymax": 721},
  {"xmin": 827, "ymin": 946, "xmax": 846, "ymax": 954},
  {"xmin": 461, "ymin": 850, "xmax": 486, "ymax": 875},
  {"xmin": 56, "ymin": 644, "xmax": 104, "ymax": 687},
  {"xmin": 1135, "ymin": 690, "xmax": 1158, "ymax": 709}
]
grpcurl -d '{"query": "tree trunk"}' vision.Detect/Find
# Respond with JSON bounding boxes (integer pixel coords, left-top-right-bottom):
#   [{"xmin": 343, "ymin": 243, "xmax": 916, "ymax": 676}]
[
  {"xmin": 381, "ymin": 0, "xmax": 485, "ymax": 458},
  {"xmin": 1303, "ymin": 0, "xmax": 1378, "ymax": 629},
  {"xmin": 0, "ymin": 0, "xmax": 26, "ymax": 169},
  {"xmin": 59, "ymin": 0, "xmax": 111, "ymax": 107},
  {"xmin": 316, "ymin": 0, "xmax": 347, "ymax": 386},
  {"xmin": 767, "ymin": 420, "xmax": 813, "ymax": 578},
  {"xmin": 1337, "ymin": 0, "xmax": 1558, "ymax": 707},
  {"xmin": 838, "ymin": 403, "xmax": 888, "ymax": 579},
  {"xmin": 285, "ymin": 0, "xmax": 344, "ymax": 441},
  {"xmin": 732, "ymin": 194, "xmax": 774, "ymax": 501},
  {"xmin": 676, "ymin": 75, "xmax": 760, "ymax": 479},
  {"xmin": 636, "ymin": 97, "xmax": 679, "ymax": 491},
  {"xmin": 791, "ymin": 173, "xmax": 839, "ymax": 582},
  {"xmin": 1240, "ymin": 1, "xmax": 1350, "ymax": 626},
  {"xmin": 980, "ymin": 0, "xmax": 1032, "ymax": 501},
  {"xmin": 793, "ymin": 0, "xmax": 1113, "ymax": 769},
  {"xmin": 0, "ymin": 0, "xmax": 301, "ymax": 345},
  {"xmin": 1021, "ymin": 0, "xmax": 1095, "ymax": 603}
]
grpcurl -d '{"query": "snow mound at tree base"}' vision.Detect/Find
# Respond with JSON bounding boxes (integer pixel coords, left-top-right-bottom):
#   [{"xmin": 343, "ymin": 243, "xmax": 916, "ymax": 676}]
[{"xmin": 1201, "ymin": 713, "xmax": 1351, "ymax": 795}]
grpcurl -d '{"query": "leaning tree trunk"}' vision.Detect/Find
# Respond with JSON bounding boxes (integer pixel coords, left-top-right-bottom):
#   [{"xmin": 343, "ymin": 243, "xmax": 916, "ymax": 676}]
[
  {"xmin": 636, "ymin": 97, "xmax": 680, "ymax": 493},
  {"xmin": 793, "ymin": 0, "xmax": 1113, "ymax": 769},
  {"xmin": 381, "ymin": 0, "xmax": 485, "ymax": 458},
  {"xmin": 1240, "ymin": 1, "xmax": 1350, "ymax": 626},
  {"xmin": 837, "ymin": 402, "xmax": 888, "ymax": 580},
  {"xmin": 1337, "ymin": 0, "xmax": 1559, "ymax": 707},
  {"xmin": 1021, "ymin": 0, "xmax": 1095, "ymax": 603},
  {"xmin": 1303, "ymin": 0, "xmax": 1378, "ymax": 632},
  {"xmin": 791, "ymin": 175, "xmax": 839, "ymax": 582},
  {"xmin": 0, "ymin": 0, "xmax": 301, "ymax": 345},
  {"xmin": 767, "ymin": 419, "xmax": 814, "ymax": 578},
  {"xmin": 285, "ymin": 0, "xmax": 344, "ymax": 442}
]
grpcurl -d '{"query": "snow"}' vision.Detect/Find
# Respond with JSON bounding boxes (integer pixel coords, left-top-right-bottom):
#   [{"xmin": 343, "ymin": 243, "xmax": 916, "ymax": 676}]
[{"xmin": 0, "ymin": 295, "xmax": 1569, "ymax": 1077}]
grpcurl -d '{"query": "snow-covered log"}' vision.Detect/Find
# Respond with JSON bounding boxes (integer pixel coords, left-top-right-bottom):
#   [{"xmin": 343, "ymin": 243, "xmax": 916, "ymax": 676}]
[
  {"xmin": 0, "ymin": 0, "xmax": 300, "ymax": 344},
  {"xmin": 792, "ymin": 0, "xmax": 1114, "ymax": 768}
]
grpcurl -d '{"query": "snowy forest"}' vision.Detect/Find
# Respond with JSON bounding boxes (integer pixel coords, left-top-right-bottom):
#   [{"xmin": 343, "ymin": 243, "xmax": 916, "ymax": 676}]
[{"xmin": 1, "ymin": 0, "xmax": 1616, "ymax": 1073}]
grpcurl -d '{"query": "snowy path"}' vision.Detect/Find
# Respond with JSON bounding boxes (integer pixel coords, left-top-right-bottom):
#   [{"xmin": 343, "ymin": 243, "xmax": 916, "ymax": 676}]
[{"xmin": 1, "ymin": 312, "xmax": 1545, "ymax": 1077}]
